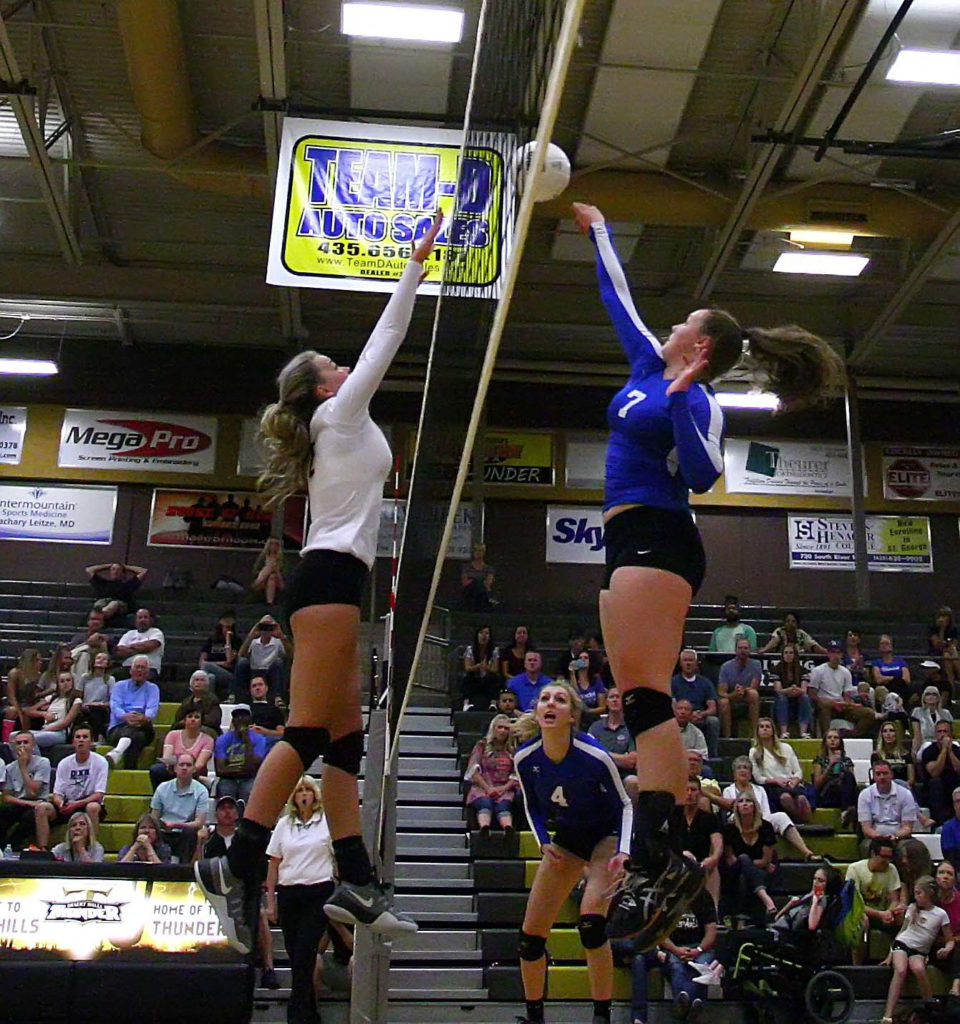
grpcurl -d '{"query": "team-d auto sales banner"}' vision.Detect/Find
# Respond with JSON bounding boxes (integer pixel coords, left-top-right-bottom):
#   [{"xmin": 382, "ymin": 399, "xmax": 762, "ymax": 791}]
[
  {"xmin": 59, "ymin": 410, "xmax": 218, "ymax": 473},
  {"xmin": 788, "ymin": 514, "xmax": 933, "ymax": 572},
  {"xmin": 266, "ymin": 118, "xmax": 506, "ymax": 294},
  {"xmin": 147, "ymin": 489, "xmax": 274, "ymax": 549}
]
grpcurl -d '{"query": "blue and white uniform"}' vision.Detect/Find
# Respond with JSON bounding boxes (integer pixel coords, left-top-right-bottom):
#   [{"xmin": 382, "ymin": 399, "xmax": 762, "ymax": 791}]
[
  {"xmin": 514, "ymin": 730, "xmax": 633, "ymax": 857},
  {"xmin": 591, "ymin": 222, "xmax": 724, "ymax": 513}
]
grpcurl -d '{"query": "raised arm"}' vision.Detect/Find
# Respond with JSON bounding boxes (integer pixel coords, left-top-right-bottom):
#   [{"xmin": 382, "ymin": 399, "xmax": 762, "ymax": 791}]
[{"xmin": 667, "ymin": 384, "xmax": 724, "ymax": 494}]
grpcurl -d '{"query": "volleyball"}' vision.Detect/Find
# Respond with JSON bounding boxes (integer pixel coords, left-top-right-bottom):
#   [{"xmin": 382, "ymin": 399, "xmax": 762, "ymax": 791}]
[{"xmin": 514, "ymin": 141, "xmax": 571, "ymax": 202}]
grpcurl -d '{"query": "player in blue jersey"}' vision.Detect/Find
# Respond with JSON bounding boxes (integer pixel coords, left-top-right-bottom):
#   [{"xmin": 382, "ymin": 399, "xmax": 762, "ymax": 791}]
[
  {"xmin": 514, "ymin": 680, "xmax": 633, "ymax": 1024},
  {"xmin": 571, "ymin": 201, "xmax": 843, "ymax": 949}
]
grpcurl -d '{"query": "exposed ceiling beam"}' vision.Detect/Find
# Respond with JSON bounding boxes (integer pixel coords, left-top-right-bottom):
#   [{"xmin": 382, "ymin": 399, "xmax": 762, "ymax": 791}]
[
  {"xmin": 0, "ymin": 10, "xmax": 82, "ymax": 264},
  {"xmin": 692, "ymin": 0, "xmax": 864, "ymax": 300}
]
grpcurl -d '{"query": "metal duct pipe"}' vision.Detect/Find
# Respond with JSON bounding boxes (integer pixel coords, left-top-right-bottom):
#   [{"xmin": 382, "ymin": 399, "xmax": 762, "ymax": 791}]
[{"xmin": 116, "ymin": 0, "xmax": 266, "ymax": 199}]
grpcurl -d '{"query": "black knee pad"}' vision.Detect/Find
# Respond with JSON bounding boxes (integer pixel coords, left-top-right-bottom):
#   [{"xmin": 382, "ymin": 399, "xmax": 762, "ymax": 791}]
[
  {"xmin": 578, "ymin": 913, "xmax": 608, "ymax": 950},
  {"xmin": 325, "ymin": 730, "xmax": 364, "ymax": 776},
  {"xmin": 622, "ymin": 687, "xmax": 674, "ymax": 738},
  {"xmin": 518, "ymin": 930, "xmax": 547, "ymax": 962},
  {"xmin": 283, "ymin": 726, "xmax": 330, "ymax": 770}
]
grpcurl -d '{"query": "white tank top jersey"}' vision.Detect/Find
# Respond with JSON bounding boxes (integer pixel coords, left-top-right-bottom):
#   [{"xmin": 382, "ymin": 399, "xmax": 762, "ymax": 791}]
[{"xmin": 302, "ymin": 259, "xmax": 422, "ymax": 568}]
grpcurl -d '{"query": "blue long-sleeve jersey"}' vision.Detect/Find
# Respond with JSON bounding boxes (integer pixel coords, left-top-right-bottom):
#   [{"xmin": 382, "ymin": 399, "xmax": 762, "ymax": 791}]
[
  {"xmin": 590, "ymin": 223, "xmax": 725, "ymax": 513},
  {"xmin": 514, "ymin": 730, "xmax": 633, "ymax": 856}
]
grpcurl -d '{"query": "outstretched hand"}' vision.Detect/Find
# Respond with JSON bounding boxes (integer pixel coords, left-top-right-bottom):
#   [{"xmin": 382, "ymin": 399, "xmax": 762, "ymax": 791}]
[
  {"xmin": 412, "ymin": 210, "xmax": 444, "ymax": 265},
  {"xmin": 572, "ymin": 202, "xmax": 604, "ymax": 234},
  {"xmin": 665, "ymin": 349, "xmax": 710, "ymax": 395}
]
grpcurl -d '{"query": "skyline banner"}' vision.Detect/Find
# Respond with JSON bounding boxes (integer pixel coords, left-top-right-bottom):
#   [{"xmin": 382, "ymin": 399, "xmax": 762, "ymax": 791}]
[
  {"xmin": 0, "ymin": 406, "xmax": 27, "ymax": 465},
  {"xmin": 725, "ymin": 439, "xmax": 855, "ymax": 496},
  {"xmin": 59, "ymin": 409, "xmax": 218, "ymax": 474},
  {"xmin": 266, "ymin": 118, "xmax": 506, "ymax": 295},
  {"xmin": 787, "ymin": 514, "xmax": 933, "ymax": 572},
  {"xmin": 546, "ymin": 505, "xmax": 606, "ymax": 564},
  {"xmin": 0, "ymin": 482, "xmax": 116, "ymax": 543},
  {"xmin": 147, "ymin": 489, "xmax": 274, "ymax": 549},
  {"xmin": 882, "ymin": 445, "xmax": 960, "ymax": 501}
]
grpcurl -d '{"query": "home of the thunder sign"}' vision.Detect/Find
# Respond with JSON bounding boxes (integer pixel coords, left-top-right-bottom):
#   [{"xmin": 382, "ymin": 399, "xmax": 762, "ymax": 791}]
[{"xmin": 266, "ymin": 118, "xmax": 505, "ymax": 294}]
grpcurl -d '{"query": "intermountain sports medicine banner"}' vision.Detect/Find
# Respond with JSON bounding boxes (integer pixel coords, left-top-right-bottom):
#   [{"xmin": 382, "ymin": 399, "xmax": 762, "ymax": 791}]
[
  {"xmin": 725, "ymin": 439, "xmax": 855, "ymax": 496},
  {"xmin": 0, "ymin": 483, "xmax": 116, "ymax": 543},
  {"xmin": 882, "ymin": 446, "xmax": 960, "ymax": 501},
  {"xmin": 147, "ymin": 489, "xmax": 274, "ymax": 549},
  {"xmin": 59, "ymin": 409, "xmax": 218, "ymax": 474},
  {"xmin": 0, "ymin": 406, "xmax": 26, "ymax": 465},
  {"xmin": 266, "ymin": 118, "xmax": 505, "ymax": 294},
  {"xmin": 787, "ymin": 514, "xmax": 933, "ymax": 572}
]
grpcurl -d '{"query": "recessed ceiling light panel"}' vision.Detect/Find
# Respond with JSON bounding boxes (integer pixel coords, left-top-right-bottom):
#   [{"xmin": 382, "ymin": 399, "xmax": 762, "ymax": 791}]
[
  {"xmin": 0, "ymin": 358, "xmax": 58, "ymax": 375},
  {"xmin": 773, "ymin": 252, "xmax": 869, "ymax": 277},
  {"xmin": 887, "ymin": 48, "xmax": 960, "ymax": 86},
  {"xmin": 342, "ymin": 2, "xmax": 465, "ymax": 43}
]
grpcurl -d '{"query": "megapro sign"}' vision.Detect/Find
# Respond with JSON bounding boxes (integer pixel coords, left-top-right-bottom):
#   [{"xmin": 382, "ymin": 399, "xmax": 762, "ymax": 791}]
[{"xmin": 59, "ymin": 410, "xmax": 218, "ymax": 473}]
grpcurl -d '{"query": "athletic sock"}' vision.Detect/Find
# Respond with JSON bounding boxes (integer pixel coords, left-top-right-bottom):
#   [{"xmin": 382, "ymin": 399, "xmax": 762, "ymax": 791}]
[
  {"xmin": 333, "ymin": 834, "xmax": 374, "ymax": 886},
  {"xmin": 225, "ymin": 818, "xmax": 271, "ymax": 882},
  {"xmin": 632, "ymin": 790, "xmax": 675, "ymax": 870},
  {"xmin": 593, "ymin": 999, "xmax": 612, "ymax": 1021},
  {"xmin": 525, "ymin": 998, "xmax": 545, "ymax": 1022}
]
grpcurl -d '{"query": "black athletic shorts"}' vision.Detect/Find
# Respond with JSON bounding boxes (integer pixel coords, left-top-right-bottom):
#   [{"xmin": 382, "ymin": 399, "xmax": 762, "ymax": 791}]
[
  {"xmin": 602, "ymin": 505, "xmax": 706, "ymax": 594},
  {"xmin": 285, "ymin": 549, "xmax": 369, "ymax": 617},
  {"xmin": 552, "ymin": 823, "xmax": 618, "ymax": 863}
]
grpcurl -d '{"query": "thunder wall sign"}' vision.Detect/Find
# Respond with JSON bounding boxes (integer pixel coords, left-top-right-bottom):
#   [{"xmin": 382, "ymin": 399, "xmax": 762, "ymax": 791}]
[
  {"xmin": 266, "ymin": 118, "xmax": 506, "ymax": 294},
  {"xmin": 59, "ymin": 410, "xmax": 218, "ymax": 474}
]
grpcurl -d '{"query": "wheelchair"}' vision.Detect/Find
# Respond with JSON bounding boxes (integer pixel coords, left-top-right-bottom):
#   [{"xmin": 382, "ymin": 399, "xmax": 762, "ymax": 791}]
[{"xmin": 722, "ymin": 926, "xmax": 855, "ymax": 1024}]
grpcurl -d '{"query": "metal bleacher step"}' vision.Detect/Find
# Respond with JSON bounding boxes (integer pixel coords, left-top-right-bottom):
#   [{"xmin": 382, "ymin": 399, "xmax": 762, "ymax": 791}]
[
  {"xmin": 360, "ymin": 755, "xmax": 459, "ymax": 776},
  {"xmin": 397, "ymin": 833, "xmax": 469, "ymax": 858},
  {"xmin": 395, "ymin": 876, "xmax": 474, "ymax": 892},
  {"xmin": 395, "ymin": 893, "xmax": 475, "ymax": 915},
  {"xmin": 256, "ymin": 966, "xmax": 484, "ymax": 991},
  {"xmin": 398, "ymin": 733, "xmax": 455, "ymax": 754},
  {"xmin": 395, "ymin": 860, "xmax": 470, "ymax": 881},
  {"xmin": 396, "ymin": 806, "xmax": 466, "ymax": 827}
]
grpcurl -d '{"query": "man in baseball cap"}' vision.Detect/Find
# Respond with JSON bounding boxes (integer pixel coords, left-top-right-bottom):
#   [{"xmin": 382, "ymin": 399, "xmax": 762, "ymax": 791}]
[{"xmin": 214, "ymin": 705, "xmax": 265, "ymax": 807}]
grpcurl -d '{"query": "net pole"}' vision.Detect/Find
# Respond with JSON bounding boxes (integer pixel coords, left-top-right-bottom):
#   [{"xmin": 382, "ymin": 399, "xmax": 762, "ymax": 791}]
[{"xmin": 388, "ymin": 0, "xmax": 587, "ymax": 764}]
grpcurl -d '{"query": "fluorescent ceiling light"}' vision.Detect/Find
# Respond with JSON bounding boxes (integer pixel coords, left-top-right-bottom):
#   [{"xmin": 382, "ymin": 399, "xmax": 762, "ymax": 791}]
[
  {"xmin": 773, "ymin": 252, "xmax": 869, "ymax": 277},
  {"xmin": 715, "ymin": 392, "xmax": 779, "ymax": 411},
  {"xmin": 887, "ymin": 49, "xmax": 960, "ymax": 86},
  {"xmin": 342, "ymin": 3, "xmax": 464, "ymax": 43},
  {"xmin": 0, "ymin": 358, "xmax": 58, "ymax": 375},
  {"xmin": 788, "ymin": 228, "xmax": 855, "ymax": 248}
]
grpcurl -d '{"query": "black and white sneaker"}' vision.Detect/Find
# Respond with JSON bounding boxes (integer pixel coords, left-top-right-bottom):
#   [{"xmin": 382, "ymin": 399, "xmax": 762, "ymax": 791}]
[
  {"xmin": 323, "ymin": 878, "xmax": 418, "ymax": 937},
  {"xmin": 194, "ymin": 856, "xmax": 253, "ymax": 954},
  {"xmin": 606, "ymin": 851, "xmax": 704, "ymax": 950}
]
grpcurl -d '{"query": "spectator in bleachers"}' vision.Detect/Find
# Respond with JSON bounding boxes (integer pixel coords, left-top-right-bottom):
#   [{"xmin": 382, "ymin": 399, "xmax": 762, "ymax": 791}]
[
  {"xmin": 568, "ymin": 654, "xmax": 607, "ymax": 726},
  {"xmin": 149, "ymin": 708, "xmax": 214, "ymax": 791},
  {"xmin": 151, "ymin": 752, "xmax": 209, "ymax": 863},
  {"xmin": 465, "ymin": 713, "xmax": 518, "ymax": 838},
  {"xmin": 30, "ymin": 669, "xmax": 82, "ymax": 749},
  {"xmin": 588, "ymin": 687, "xmax": 638, "ymax": 797},
  {"xmin": 499, "ymin": 624, "xmax": 532, "ymax": 681},
  {"xmin": 843, "ymin": 628, "xmax": 869, "ymax": 684},
  {"xmin": 114, "ymin": 608, "xmax": 164, "ymax": 681},
  {"xmin": 3, "ymin": 647, "xmax": 42, "ymax": 729},
  {"xmin": 941, "ymin": 789, "xmax": 960, "ymax": 872},
  {"xmin": 106, "ymin": 654, "xmax": 160, "ymax": 768},
  {"xmin": 118, "ymin": 812, "xmax": 172, "ymax": 864},
  {"xmin": 214, "ymin": 704, "xmax": 266, "ymax": 807},
  {"xmin": 812, "ymin": 729, "xmax": 859, "ymax": 830},
  {"xmin": 236, "ymin": 615, "xmax": 292, "ymax": 698},
  {"xmin": 749, "ymin": 718, "xmax": 812, "ymax": 824},
  {"xmin": 496, "ymin": 689, "xmax": 520, "ymax": 721},
  {"xmin": 627, "ymin": 886, "xmax": 718, "ymax": 1024},
  {"xmin": 911, "ymin": 685, "xmax": 954, "ymax": 758},
  {"xmin": 717, "ymin": 637, "xmax": 760, "ymax": 738},
  {"xmin": 250, "ymin": 537, "xmax": 285, "ymax": 606},
  {"xmin": 460, "ymin": 542, "xmax": 498, "ymax": 612},
  {"xmin": 772, "ymin": 643, "xmax": 813, "ymax": 739},
  {"xmin": 881, "ymin": 874, "xmax": 952, "ymax": 1024},
  {"xmin": 720, "ymin": 792, "xmax": 779, "ymax": 924},
  {"xmin": 774, "ymin": 862, "xmax": 841, "ymax": 933},
  {"xmin": 896, "ymin": 839, "xmax": 934, "ymax": 903},
  {"xmin": 922, "ymin": 720, "xmax": 960, "ymax": 825},
  {"xmin": 759, "ymin": 611, "xmax": 827, "ymax": 656},
  {"xmin": 199, "ymin": 609, "xmax": 239, "ymax": 699},
  {"xmin": 174, "ymin": 669, "xmax": 222, "ymax": 737},
  {"xmin": 35, "ymin": 725, "xmax": 107, "ymax": 850},
  {"xmin": 872, "ymin": 634, "xmax": 912, "ymax": 708},
  {"xmin": 935, "ymin": 859, "xmax": 960, "ymax": 996},
  {"xmin": 687, "ymin": 749, "xmax": 720, "ymax": 791},
  {"xmin": 858, "ymin": 759, "xmax": 918, "ymax": 847},
  {"xmin": 809, "ymin": 640, "xmax": 877, "ymax": 739},
  {"xmin": 847, "ymin": 836, "xmax": 906, "ymax": 964},
  {"xmin": 874, "ymin": 722, "xmax": 916, "ymax": 788},
  {"xmin": 36, "ymin": 644, "xmax": 72, "ymax": 698},
  {"xmin": 0, "ymin": 730, "xmax": 51, "ymax": 849},
  {"xmin": 669, "ymin": 777, "xmax": 723, "ymax": 907},
  {"xmin": 201, "ymin": 794, "xmax": 239, "ymax": 857},
  {"xmin": 460, "ymin": 625, "xmax": 501, "ymax": 711},
  {"xmin": 84, "ymin": 560, "xmax": 148, "ymax": 624},
  {"xmin": 929, "ymin": 607, "xmax": 960, "ymax": 692},
  {"xmin": 674, "ymin": 700, "xmax": 708, "ymax": 758},
  {"xmin": 708, "ymin": 595, "xmax": 758, "ymax": 654},
  {"xmin": 78, "ymin": 651, "xmax": 115, "ymax": 741},
  {"xmin": 671, "ymin": 649, "xmax": 720, "ymax": 757},
  {"xmin": 69, "ymin": 608, "xmax": 114, "ymax": 682},
  {"xmin": 249, "ymin": 676, "xmax": 286, "ymax": 752},
  {"xmin": 715, "ymin": 755, "xmax": 820, "ymax": 861},
  {"xmin": 51, "ymin": 810, "xmax": 104, "ymax": 863},
  {"xmin": 507, "ymin": 651, "xmax": 552, "ymax": 713},
  {"xmin": 587, "ymin": 631, "xmax": 613, "ymax": 690}
]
